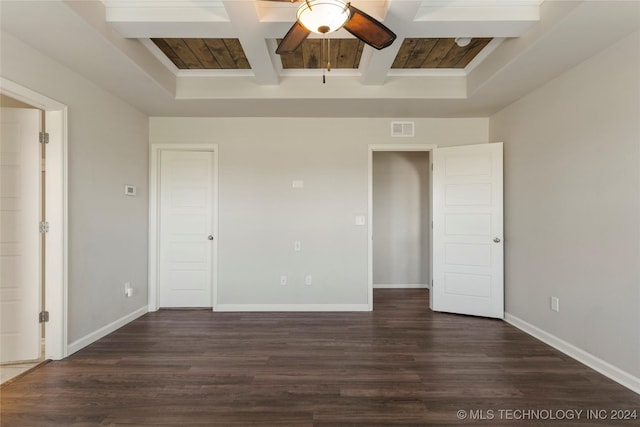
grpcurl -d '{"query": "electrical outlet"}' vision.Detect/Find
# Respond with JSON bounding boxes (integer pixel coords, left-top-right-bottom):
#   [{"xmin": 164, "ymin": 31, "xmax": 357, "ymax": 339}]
[
  {"xmin": 551, "ymin": 296, "xmax": 559, "ymax": 312},
  {"xmin": 305, "ymin": 275, "xmax": 312, "ymax": 286},
  {"xmin": 280, "ymin": 276, "xmax": 287, "ymax": 286}
]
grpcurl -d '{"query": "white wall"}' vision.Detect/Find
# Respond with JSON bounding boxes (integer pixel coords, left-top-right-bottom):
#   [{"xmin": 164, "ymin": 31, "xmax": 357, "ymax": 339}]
[
  {"xmin": 1, "ymin": 32, "xmax": 150, "ymax": 345},
  {"xmin": 150, "ymin": 118, "xmax": 488, "ymax": 307},
  {"xmin": 372, "ymin": 151, "xmax": 430, "ymax": 287},
  {"xmin": 489, "ymin": 31, "xmax": 640, "ymax": 378}
]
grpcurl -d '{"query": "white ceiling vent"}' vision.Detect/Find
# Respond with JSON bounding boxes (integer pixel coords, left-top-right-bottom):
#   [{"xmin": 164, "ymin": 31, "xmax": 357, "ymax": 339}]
[{"xmin": 391, "ymin": 121, "xmax": 414, "ymax": 137}]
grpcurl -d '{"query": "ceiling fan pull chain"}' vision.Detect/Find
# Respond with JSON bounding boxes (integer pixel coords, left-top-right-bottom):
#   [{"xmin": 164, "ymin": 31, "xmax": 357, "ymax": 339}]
[
  {"xmin": 327, "ymin": 38, "xmax": 331, "ymax": 72},
  {"xmin": 321, "ymin": 33, "xmax": 325, "ymax": 83}
]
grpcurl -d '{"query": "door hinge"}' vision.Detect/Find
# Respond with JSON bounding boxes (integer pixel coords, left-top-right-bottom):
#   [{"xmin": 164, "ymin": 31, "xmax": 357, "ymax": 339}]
[
  {"xmin": 39, "ymin": 311, "xmax": 50, "ymax": 323},
  {"xmin": 39, "ymin": 221, "xmax": 49, "ymax": 233},
  {"xmin": 39, "ymin": 132, "xmax": 49, "ymax": 144}
]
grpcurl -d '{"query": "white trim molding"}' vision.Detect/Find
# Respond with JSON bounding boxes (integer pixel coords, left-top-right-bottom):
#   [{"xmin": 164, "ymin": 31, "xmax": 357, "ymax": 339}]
[
  {"xmin": 215, "ymin": 304, "xmax": 370, "ymax": 312},
  {"xmin": 67, "ymin": 306, "xmax": 148, "ymax": 356},
  {"xmin": 505, "ymin": 313, "xmax": 640, "ymax": 395}
]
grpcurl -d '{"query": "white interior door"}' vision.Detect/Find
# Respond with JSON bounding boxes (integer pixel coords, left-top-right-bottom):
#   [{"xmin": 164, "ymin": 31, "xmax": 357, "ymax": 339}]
[
  {"xmin": 432, "ymin": 143, "xmax": 503, "ymax": 318},
  {"xmin": 1, "ymin": 107, "xmax": 42, "ymax": 362},
  {"xmin": 159, "ymin": 150, "xmax": 214, "ymax": 307}
]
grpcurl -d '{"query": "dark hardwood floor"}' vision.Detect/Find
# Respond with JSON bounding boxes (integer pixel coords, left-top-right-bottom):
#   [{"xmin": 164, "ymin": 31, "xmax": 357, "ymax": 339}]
[{"xmin": 1, "ymin": 289, "xmax": 638, "ymax": 426}]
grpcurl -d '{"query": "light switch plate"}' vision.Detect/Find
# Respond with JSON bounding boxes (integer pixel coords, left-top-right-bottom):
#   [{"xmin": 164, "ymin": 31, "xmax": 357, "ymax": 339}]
[
  {"xmin": 124, "ymin": 185, "xmax": 136, "ymax": 196},
  {"xmin": 292, "ymin": 180, "xmax": 304, "ymax": 188},
  {"xmin": 355, "ymin": 215, "xmax": 366, "ymax": 226}
]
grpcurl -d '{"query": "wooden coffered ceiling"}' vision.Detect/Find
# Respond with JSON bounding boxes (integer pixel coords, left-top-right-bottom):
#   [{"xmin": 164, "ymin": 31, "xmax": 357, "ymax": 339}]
[
  {"xmin": 151, "ymin": 37, "xmax": 492, "ymax": 70},
  {"xmin": 98, "ymin": 0, "xmax": 546, "ymax": 87}
]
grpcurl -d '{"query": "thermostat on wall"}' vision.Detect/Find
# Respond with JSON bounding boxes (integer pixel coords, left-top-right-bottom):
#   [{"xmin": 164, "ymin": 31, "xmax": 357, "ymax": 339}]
[{"xmin": 124, "ymin": 185, "xmax": 136, "ymax": 196}]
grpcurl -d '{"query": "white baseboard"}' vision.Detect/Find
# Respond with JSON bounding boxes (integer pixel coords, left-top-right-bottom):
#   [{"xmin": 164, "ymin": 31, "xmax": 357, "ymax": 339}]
[
  {"xmin": 214, "ymin": 304, "xmax": 370, "ymax": 312},
  {"xmin": 67, "ymin": 306, "xmax": 148, "ymax": 356},
  {"xmin": 373, "ymin": 284, "xmax": 429, "ymax": 289},
  {"xmin": 505, "ymin": 313, "xmax": 640, "ymax": 395}
]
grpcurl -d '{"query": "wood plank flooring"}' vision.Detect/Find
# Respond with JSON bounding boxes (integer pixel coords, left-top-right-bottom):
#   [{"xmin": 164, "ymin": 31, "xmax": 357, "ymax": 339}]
[{"xmin": 1, "ymin": 290, "xmax": 638, "ymax": 426}]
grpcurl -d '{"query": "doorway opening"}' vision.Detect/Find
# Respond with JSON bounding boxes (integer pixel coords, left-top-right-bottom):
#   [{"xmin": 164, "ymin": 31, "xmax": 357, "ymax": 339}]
[
  {"xmin": 0, "ymin": 78, "xmax": 68, "ymax": 366},
  {"xmin": 368, "ymin": 145, "xmax": 436, "ymax": 310},
  {"xmin": 368, "ymin": 143, "xmax": 504, "ymax": 317}
]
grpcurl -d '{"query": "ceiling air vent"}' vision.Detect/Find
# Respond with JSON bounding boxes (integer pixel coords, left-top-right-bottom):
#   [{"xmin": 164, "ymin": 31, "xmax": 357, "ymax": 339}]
[{"xmin": 391, "ymin": 121, "xmax": 414, "ymax": 137}]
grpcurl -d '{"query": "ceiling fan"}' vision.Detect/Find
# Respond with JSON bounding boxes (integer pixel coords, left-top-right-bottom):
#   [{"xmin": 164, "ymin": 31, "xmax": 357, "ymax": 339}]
[{"xmin": 266, "ymin": 0, "xmax": 397, "ymax": 55}]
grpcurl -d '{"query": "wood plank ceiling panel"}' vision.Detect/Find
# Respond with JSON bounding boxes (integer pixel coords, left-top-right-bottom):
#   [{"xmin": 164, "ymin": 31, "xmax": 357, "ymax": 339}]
[
  {"xmin": 151, "ymin": 38, "xmax": 251, "ymax": 69},
  {"xmin": 392, "ymin": 38, "xmax": 492, "ymax": 69},
  {"xmin": 151, "ymin": 37, "xmax": 490, "ymax": 70},
  {"xmin": 279, "ymin": 39, "xmax": 365, "ymax": 69}
]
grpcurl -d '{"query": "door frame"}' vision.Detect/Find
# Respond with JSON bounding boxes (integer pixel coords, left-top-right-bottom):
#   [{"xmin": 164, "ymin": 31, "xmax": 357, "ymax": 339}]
[
  {"xmin": 367, "ymin": 144, "xmax": 437, "ymax": 310},
  {"xmin": 1, "ymin": 78, "xmax": 69, "ymax": 360},
  {"xmin": 148, "ymin": 144, "xmax": 219, "ymax": 311}
]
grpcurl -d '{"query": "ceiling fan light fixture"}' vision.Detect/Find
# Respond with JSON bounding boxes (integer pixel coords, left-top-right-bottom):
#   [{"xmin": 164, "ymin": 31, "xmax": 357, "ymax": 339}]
[{"xmin": 297, "ymin": 0, "xmax": 351, "ymax": 34}]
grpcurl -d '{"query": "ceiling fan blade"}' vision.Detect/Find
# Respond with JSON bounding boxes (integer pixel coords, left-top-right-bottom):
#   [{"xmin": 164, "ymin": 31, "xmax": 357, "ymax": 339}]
[
  {"xmin": 276, "ymin": 21, "xmax": 311, "ymax": 54},
  {"xmin": 343, "ymin": 4, "xmax": 396, "ymax": 50}
]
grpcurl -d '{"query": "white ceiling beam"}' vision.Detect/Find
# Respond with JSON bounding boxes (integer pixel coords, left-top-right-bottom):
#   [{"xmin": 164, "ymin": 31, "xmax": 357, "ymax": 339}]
[
  {"xmin": 412, "ymin": 0, "xmax": 540, "ymax": 37},
  {"xmin": 104, "ymin": 0, "xmax": 233, "ymax": 38},
  {"xmin": 360, "ymin": 0, "xmax": 423, "ymax": 86},
  {"xmin": 415, "ymin": 1, "xmax": 541, "ymax": 22},
  {"xmin": 104, "ymin": 0, "xmax": 540, "ymax": 38},
  {"xmin": 222, "ymin": 0, "xmax": 279, "ymax": 85},
  {"xmin": 107, "ymin": 21, "xmax": 238, "ymax": 38}
]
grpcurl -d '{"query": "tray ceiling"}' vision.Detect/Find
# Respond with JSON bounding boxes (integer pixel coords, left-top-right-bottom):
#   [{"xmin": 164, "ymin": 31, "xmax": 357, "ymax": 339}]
[
  {"xmin": 102, "ymin": 0, "xmax": 543, "ymax": 86},
  {"xmin": 3, "ymin": 1, "xmax": 636, "ymax": 117}
]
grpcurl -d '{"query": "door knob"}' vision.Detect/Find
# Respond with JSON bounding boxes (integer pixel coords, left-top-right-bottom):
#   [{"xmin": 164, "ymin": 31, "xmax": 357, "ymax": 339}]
[
  {"xmin": 493, "ymin": 237, "xmax": 501, "ymax": 243},
  {"xmin": 208, "ymin": 235, "xmax": 214, "ymax": 240}
]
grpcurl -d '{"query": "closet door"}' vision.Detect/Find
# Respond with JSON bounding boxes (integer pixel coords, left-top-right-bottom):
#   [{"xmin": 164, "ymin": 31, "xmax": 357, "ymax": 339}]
[{"xmin": 159, "ymin": 150, "xmax": 215, "ymax": 308}]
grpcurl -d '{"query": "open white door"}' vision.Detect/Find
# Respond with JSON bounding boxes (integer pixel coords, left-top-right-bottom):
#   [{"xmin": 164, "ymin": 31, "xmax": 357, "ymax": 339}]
[
  {"xmin": 0, "ymin": 107, "xmax": 42, "ymax": 362},
  {"xmin": 432, "ymin": 143, "xmax": 503, "ymax": 318}
]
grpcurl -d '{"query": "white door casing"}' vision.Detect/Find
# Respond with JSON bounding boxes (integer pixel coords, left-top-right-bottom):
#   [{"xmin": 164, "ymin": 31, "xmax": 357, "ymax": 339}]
[
  {"xmin": 432, "ymin": 143, "xmax": 504, "ymax": 318},
  {"xmin": 158, "ymin": 150, "xmax": 215, "ymax": 308},
  {"xmin": 367, "ymin": 144, "xmax": 437, "ymax": 310},
  {"xmin": 1, "ymin": 78, "xmax": 69, "ymax": 361},
  {"xmin": 0, "ymin": 108, "xmax": 41, "ymax": 362}
]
